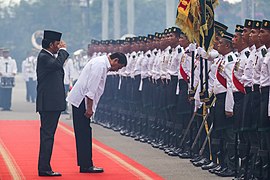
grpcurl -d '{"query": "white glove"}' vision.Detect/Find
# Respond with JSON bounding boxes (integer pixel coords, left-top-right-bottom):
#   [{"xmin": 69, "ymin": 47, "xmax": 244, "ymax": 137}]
[
  {"xmin": 208, "ymin": 50, "xmax": 219, "ymax": 61},
  {"xmin": 197, "ymin": 47, "xmax": 208, "ymax": 59},
  {"xmin": 188, "ymin": 43, "xmax": 196, "ymax": 52}
]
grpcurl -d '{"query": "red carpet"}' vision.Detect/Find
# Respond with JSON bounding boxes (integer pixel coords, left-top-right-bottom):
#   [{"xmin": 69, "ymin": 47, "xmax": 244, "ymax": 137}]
[{"xmin": 0, "ymin": 120, "xmax": 163, "ymax": 180}]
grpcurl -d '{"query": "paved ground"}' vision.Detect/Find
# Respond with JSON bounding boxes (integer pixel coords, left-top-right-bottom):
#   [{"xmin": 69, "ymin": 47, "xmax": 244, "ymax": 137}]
[{"xmin": 0, "ymin": 74, "xmax": 230, "ymax": 180}]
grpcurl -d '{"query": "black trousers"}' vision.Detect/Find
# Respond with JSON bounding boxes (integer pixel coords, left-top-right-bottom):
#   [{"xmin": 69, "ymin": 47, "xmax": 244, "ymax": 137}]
[
  {"xmin": 0, "ymin": 86, "xmax": 2, "ymax": 107},
  {"xmin": 38, "ymin": 111, "xmax": 61, "ymax": 171},
  {"xmin": 1, "ymin": 87, "xmax": 12, "ymax": 109},
  {"xmin": 26, "ymin": 78, "xmax": 37, "ymax": 102},
  {"xmin": 72, "ymin": 99, "xmax": 93, "ymax": 168}
]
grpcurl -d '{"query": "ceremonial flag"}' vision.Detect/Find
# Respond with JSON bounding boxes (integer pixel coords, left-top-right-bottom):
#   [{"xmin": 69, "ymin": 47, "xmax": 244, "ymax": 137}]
[
  {"xmin": 199, "ymin": 0, "xmax": 217, "ymax": 52},
  {"xmin": 175, "ymin": 0, "xmax": 200, "ymax": 44},
  {"xmin": 176, "ymin": 0, "xmax": 218, "ymax": 51}
]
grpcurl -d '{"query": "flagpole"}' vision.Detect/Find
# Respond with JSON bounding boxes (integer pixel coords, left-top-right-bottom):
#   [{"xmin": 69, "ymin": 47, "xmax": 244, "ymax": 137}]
[{"xmin": 191, "ymin": 51, "xmax": 195, "ymax": 91}]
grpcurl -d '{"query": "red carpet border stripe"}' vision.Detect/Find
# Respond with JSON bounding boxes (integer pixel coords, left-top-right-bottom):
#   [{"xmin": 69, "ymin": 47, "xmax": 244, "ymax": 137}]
[
  {"xmin": 0, "ymin": 120, "xmax": 164, "ymax": 180},
  {"xmin": 0, "ymin": 138, "xmax": 25, "ymax": 180},
  {"xmin": 59, "ymin": 123, "xmax": 163, "ymax": 180}
]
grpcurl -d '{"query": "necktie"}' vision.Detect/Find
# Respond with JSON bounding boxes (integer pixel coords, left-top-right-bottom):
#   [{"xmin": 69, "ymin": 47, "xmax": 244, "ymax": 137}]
[{"xmin": 5, "ymin": 62, "xmax": 8, "ymax": 73}]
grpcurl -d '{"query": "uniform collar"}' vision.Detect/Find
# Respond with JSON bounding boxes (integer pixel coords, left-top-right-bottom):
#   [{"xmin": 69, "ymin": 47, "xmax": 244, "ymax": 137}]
[
  {"xmin": 241, "ymin": 47, "xmax": 250, "ymax": 55},
  {"xmin": 250, "ymin": 45, "xmax": 256, "ymax": 52},
  {"xmin": 224, "ymin": 51, "xmax": 234, "ymax": 59},
  {"xmin": 257, "ymin": 45, "xmax": 266, "ymax": 52},
  {"xmin": 106, "ymin": 55, "xmax": 112, "ymax": 71},
  {"xmin": 43, "ymin": 48, "xmax": 54, "ymax": 57}
]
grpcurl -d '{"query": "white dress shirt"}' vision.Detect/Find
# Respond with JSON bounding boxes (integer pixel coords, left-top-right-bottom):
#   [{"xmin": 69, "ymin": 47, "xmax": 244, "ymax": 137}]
[
  {"xmin": 0, "ymin": 56, "xmax": 17, "ymax": 77},
  {"xmin": 253, "ymin": 45, "xmax": 266, "ymax": 86},
  {"xmin": 63, "ymin": 58, "xmax": 75, "ymax": 85},
  {"xmin": 66, "ymin": 55, "xmax": 111, "ymax": 112},
  {"xmin": 223, "ymin": 52, "xmax": 237, "ymax": 112},
  {"xmin": 242, "ymin": 46, "xmax": 255, "ymax": 87},
  {"xmin": 22, "ymin": 56, "xmax": 37, "ymax": 81}
]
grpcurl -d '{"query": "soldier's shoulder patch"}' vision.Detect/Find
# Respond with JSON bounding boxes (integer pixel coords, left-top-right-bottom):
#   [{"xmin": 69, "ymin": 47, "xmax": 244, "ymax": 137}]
[
  {"xmin": 261, "ymin": 48, "xmax": 267, "ymax": 57},
  {"xmin": 245, "ymin": 51, "xmax": 250, "ymax": 58},
  {"xmin": 228, "ymin": 55, "xmax": 233, "ymax": 62}
]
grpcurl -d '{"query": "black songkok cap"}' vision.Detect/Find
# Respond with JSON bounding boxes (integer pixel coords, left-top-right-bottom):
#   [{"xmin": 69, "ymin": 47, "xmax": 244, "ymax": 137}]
[
  {"xmin": 43, "ymin": 30, "xmax": 62, "ymax": 41},
  {"xmin": 244, "ymin": 19, "xmax": 253, "ymax": 28},
  {"xmin": 221, "ymin": 31, "xmax": 233, "ymax": 41},
  {"xmin": 214, "ymin": 21, "xmax": 228, "ymax": 31},
  {"xmin": 90, "ymin": 39, "xmax": 96, "ymax": 44},
  {"xmin": 148, "ymin": 34, "xmax": 154, "ymax": 40},
  {"xmin": 125, "ymin": 37, "xmax": 131, "ymax": 43},
  {"xmin": 109, "ymin": 39, "xmax": 116, "ymax": 44},
  {"xmin": 235, "ymin": 24, "xmax": 244, "ymax": 33},
  {"xmin": 171, "ymin": 27, "xmax": 182, "ymax": 35},
  {"xmin": 132, "ymin": 37, "xmax": 138, "ymax": 42},
  {"xmin": 117, "ymin": 40, "xmax": 124, "ymax": 44},
  {"xmin": 214, "ymin": 21, "xmax": 228, "ymax": 36},
  {"xmin": 262, "ymin": 20, "xmax": 270, "ymax": 29},
  {"xmin": 252, "ymin": 20, "xmax": 262, "ymax": 29},
  {"xmin": 164, "ymin": 28, "xmax": 169, "ymax": 34}
]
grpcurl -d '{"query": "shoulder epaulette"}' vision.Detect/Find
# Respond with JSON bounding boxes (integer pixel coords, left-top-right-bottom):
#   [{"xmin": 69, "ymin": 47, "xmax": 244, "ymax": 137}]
[
  {"xmin": 245, "ymin": 51, "xmax": 250, "ymax": 58},
  {"xmin": 228, "ymin": 55, "xmax": 233, "ymax": 62},
  {"xmin": 261, "ymin": 48, "xmax": 267, "ymax": 57}
]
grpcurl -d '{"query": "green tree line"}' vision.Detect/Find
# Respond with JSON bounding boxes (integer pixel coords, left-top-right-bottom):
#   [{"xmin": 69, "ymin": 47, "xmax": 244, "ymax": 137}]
[{"xmin": 0, "ymin": 0, "xmax": 269, "ymax": 70}]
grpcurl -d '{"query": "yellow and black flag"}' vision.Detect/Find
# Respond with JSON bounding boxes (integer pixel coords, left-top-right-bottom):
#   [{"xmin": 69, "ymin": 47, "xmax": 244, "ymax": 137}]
[
  {"xmin": 175, "ymin": 0, "xmax": 218, "ymax": 51},
  {"xmin": 199, "ymin": 0, "xmax": 218, "ymax": 51},
  {"xmin": 176, "ymin": 0, "xmax": 218, "ymax": 101},
  {"xmin": 175, "ymin": 0, "xmax": 200, "ymax": 44}
]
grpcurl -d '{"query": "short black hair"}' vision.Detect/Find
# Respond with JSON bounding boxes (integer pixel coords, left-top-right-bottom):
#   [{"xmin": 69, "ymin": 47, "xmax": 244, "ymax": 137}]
[
  {"xmin": 109, "ymin": 52, "xmax": 127, "ymax": 66},
  {"xmin": 42, "ymin": 39, "xmax": 56, "ymax": 49}
]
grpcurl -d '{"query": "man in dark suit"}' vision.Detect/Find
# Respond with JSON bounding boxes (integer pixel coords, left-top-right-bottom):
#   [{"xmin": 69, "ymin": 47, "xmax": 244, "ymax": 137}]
[{"xmin": 36, "ymin": 30, "xmax": 69, "ymax": 176}]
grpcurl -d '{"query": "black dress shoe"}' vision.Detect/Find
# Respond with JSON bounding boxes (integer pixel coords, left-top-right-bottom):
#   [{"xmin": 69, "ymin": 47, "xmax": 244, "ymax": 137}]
[
  {"xmin": 80, "ymin": 166, "xmax": 104, "ymax": 173},
  {"xmin": 190, "ymin": 155, "xmax": 203, "ymax": 163},
  {"xmin": 178, "ymin": 151, "xmax": 191, "ymax": 159},
  {"xmin": 38, "ymin": 170, "xmax": 62, "ymax": 176},
  {"xmin": 214, "ymin": 167, "xmax": 227, "ymax": 175},
  {"xmin": 209, "ymin": 165, "xmax": 222, "ymax": 173},
  {"xmin": 192, "ymin": 158, "xmax": 210, "ymax": 167},
  {"xmin": 216, "ymin": 168, "xmax": 235, "ymax": 177},
  {"xmin": 201, "ymin": 161, "xmax": 218, "ymax": 170}
]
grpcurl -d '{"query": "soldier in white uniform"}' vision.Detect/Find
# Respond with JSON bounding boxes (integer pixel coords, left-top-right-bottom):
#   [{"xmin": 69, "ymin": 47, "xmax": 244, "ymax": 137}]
[
  {"xmin": 258, "ymin": 19, "xmax": 270, "ymax": 180},
  {"xmin": 22, "ymin": 51, "xmax": 37, "ymax": 103},
  {"xmin": 250, "ymin": 21, "xmax": 264, "ymax": 152},
  {"xmin": 0, "ymin": 49, "xmax": 17, "ymax": 111},
  {"xmin": 62, "ymin": 57, "xmax": 75, "ymax": 114},
  {"xmin": 195, "ymin": 21, "xmax": 228, "ymax": 172},
  {"xmin": 72, "ymin": 49, "xmax": 88, "ymax": 84},
  {"xmin": 210, "ymin": 32, "xmax": 236, "ymax": 177},
  {"xmin": 231, "ymin": 24, "xmax": 249, "ymax": 178}
]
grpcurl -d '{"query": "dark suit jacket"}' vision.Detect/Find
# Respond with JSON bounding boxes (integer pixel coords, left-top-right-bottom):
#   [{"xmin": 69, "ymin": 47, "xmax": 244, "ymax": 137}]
[{"xmin": 36, "ymin": 49, "xmax": 69, "ymax": 112}]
